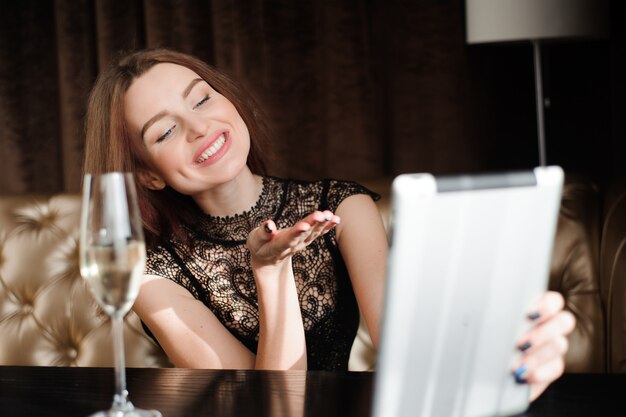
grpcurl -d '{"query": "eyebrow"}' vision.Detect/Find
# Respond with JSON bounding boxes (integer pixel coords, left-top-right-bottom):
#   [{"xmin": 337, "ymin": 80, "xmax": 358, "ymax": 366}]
[{"xmin": 140, "ymin": 77, "xmax": 204, "ymax": 139}]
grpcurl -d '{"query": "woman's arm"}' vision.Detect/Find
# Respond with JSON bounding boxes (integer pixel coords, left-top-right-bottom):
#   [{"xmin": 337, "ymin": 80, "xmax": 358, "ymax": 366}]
[
  {"xmin": 246, "ymin": 211, "xmax": 340, "ymax": 370},
  {"xmin": 133, "ymin": 275, "xmax": 256, "ymax": 369},
  {"xmin": 335, "ymin": 194, "xmax": 388, "ymax": 348}
]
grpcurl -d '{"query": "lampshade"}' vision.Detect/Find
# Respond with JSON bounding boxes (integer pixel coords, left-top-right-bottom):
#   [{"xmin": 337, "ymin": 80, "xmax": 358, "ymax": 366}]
[{"xmin": 466, "ymin": 0, "xmax": 609, "ymax": 44}]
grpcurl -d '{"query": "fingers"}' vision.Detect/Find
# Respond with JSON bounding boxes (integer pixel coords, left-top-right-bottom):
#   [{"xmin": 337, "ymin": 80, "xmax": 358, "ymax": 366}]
[
  {"xmin": 516, "ymin": 309, "xmax": 575, "ymax": 355},
  {"xmin": 280, "ymin": 211, "xmax": 340, "ymax": 256},
  {"xmin": 299, "ymin": 210, "xmax": 340, "ymax": 244},
  {"xmin": 524, "ymin": 291, "xmax": 566, "ymax": 324},
  {"xmin": 513, "ymin": 332, "xmax": 569, "ymax": 382},
  {"xmin": 523, "ymin": 355, "xmax": 566, "ymax": 401},
  {"xmin": 248, "ymin": 211, "xmax": 341, "ymax": 266},
  {"xmin": 512, "ymin": 291, "xmax": 577, "ymax": 401},
  {"xmin": 264, "ymin": 220, "xmax": 276, "ymax": 235},
  {"xmin": 252, "ymin": 220, "xmax": 277, "ymax": 243},
  {"xmin": 246, "ymin": 220, "xmax": 277, "ymax": 261}
]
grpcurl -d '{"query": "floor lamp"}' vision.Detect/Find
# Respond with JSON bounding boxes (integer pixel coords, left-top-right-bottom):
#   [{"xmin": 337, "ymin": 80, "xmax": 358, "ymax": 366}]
[{"xmin": 465, "ymin": 0, "xmax": 608, "ymax": 167}]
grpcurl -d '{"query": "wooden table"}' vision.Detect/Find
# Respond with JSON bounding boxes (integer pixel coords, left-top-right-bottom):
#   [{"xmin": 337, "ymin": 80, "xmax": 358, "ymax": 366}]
[{"xmin": 0, "ymin": 366, "xmax": 623, "ymax": 416}]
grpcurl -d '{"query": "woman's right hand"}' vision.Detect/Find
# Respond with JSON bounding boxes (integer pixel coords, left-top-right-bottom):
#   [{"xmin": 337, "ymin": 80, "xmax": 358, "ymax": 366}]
[{"xmin": 246, "ymin": 210, "xmax": 340, "ymax": 268}]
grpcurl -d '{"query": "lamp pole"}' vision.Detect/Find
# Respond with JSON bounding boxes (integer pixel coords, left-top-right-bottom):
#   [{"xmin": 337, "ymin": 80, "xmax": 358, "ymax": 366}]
[{"xmin": 532, "ymin": 40, "xmax": 547, "ymax": 167}]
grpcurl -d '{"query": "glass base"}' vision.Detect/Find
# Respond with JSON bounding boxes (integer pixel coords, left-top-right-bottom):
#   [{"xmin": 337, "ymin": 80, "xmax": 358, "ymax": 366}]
[
  {"xmin": 88, "ymin": 408, "xmax": 162, "ymax": 417},
  {"xmin": 88, "ymin": 396, "xmax": 161, "ymax": 417}
]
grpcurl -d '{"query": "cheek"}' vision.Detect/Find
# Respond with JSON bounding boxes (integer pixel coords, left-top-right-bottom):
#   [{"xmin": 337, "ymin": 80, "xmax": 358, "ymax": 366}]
[
  {"xmin": 148, "ymin": 145, "xmax": 180, "ymax": 174},
  {"xmin": 239, "ymin": 120, "xmax": 251, "ymax": 144},
  {"xmin": 229, "ymin": 108, "xmax": 250, "ymax": 141}
]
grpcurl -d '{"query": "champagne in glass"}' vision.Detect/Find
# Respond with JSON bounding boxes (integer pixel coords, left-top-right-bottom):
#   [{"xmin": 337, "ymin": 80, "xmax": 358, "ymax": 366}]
[{"xmin": 80, "ymin": 172, "xmax": 161, "ymax": 417}]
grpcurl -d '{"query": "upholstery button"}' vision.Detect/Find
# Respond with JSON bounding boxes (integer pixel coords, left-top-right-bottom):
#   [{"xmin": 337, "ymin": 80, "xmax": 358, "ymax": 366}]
[
  {"xmin": 21, "ymin": 303, "xmax": 33, "ymax": 315},
  {"xmin": 67, "ymin": 348, "xmax": 78, "ymax": 360}
]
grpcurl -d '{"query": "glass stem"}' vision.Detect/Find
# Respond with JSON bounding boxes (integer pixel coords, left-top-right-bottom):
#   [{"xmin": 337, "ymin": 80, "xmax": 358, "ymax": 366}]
[{"xmin": 111, "ymin": 314, "xmax": 132, "ymax": 411}]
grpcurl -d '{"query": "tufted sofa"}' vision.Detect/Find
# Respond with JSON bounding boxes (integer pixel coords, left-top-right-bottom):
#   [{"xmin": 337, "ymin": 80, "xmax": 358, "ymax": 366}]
[
  {"xmin": 0, "ymin": 174, "xmax": 624, "ymax": 373},
  {"xmin": 0, "ymin": 194, "xmax": 170, "ymax": 367},
  {"xmin": 600, "ymin": 180, "xmax": 626, "ymax": 372}
]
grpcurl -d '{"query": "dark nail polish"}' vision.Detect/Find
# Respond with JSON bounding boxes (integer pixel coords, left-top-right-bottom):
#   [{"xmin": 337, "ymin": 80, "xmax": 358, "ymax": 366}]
[
  {"xmin": 527, "ymin": 312, "xmax": 541, "ymax": 321},
  {"xmin": 513, "ymin": 364, "xmax": 528, "ymax": 384},
  {"xmin": 518, "ymin": 341, "xmax": 532, "ymax": 352}
]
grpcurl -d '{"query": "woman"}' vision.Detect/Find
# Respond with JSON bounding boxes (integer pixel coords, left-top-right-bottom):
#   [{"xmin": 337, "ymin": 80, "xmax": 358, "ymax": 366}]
[{"xmin": 83, "ymin": 48, "xmax": 574, "ymax": 399}]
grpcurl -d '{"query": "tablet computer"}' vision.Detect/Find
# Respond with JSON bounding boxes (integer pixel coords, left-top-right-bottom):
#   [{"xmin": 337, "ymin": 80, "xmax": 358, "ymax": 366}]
[{"xmin": 372, "ymin": 166, "xmax": 564, "ymax": 417}]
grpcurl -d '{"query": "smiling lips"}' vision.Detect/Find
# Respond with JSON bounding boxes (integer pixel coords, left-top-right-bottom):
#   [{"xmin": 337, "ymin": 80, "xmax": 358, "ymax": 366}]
[{"xmin": 196, "ymin": 133, "xmax": 227, "ymax": 163}]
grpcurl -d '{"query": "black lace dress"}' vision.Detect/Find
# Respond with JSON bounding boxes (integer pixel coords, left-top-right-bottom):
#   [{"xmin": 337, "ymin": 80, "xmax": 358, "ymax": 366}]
[{"xmin": 144, "ymin": 176, "xmax": 378, "ymax": 370}]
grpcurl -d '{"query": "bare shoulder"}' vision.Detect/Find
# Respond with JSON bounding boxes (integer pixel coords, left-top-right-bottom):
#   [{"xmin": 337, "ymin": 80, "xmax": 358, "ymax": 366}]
[
  {"xmin": 137, "ymin": 274, "xmax": 195, "ymax": 303},
  {"xmin": 134, "ymin": 274, "xmax": 203, "ymax": 323},
  {"xmin": 335, "ymin": 193, "xmax": 386, "ymax": 241}
]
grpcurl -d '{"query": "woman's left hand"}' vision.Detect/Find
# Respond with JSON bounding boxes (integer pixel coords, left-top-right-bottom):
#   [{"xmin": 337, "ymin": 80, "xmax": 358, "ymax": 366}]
[{"xmin": 513, "ymin": 291, "xmax": 576, "ymax": 401}]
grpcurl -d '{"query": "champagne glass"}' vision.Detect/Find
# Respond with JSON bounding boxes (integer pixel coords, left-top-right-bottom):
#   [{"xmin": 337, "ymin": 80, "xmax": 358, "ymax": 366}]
[{"xmin": 79, "ymin": 172, "xmax": 161, "ymax": 417}]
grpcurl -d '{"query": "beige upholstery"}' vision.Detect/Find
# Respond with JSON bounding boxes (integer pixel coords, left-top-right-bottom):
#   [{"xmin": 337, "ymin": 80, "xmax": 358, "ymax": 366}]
[
  {"xmin": 549, "ymin": 176, "xmax": 604, "ymax": 372},
  {"xmin": 601, "ymin": 181, "xmax": 626, "ymax": 372},
  {"xmin": 0, "ymin": 194, "xmax": 170, "ymax": 367}
]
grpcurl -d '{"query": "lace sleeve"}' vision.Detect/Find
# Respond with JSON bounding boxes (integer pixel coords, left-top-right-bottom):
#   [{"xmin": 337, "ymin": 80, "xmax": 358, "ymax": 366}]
[
  {"xmin": 145, "ymin": 243, "xmax": 182, "ymax": 281},
  {"xmin": 323, "ymin": 179, "xmax": 381, "ymax": 212}
]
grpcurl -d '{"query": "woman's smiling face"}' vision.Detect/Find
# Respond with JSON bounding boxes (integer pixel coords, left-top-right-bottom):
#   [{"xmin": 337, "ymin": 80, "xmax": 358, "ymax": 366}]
[{"xmin": 124, "ymin": 63, "xmax": 251, "ymax": 195}]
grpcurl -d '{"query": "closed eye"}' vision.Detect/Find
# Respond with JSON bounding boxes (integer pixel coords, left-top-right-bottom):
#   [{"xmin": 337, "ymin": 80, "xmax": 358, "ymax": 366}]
[
  {"xmin": 194, "ymin": 95, "xmax": 210, "ymax": 109},
  {"xmin": 156, "ymin": 125, "xmax": 176, "ymax": 143}
]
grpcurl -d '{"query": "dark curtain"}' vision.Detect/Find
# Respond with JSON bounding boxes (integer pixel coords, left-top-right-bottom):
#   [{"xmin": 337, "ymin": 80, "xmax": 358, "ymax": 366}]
[{"xmin": 0, "ymin": 0, "xmax": 618, "ymax": 194}]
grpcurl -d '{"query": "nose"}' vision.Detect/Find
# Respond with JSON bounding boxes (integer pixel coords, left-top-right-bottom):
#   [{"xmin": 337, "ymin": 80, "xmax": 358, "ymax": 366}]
[{"xmin": 186, "ymin": 114, "xmax": 209, "ymax": 142}]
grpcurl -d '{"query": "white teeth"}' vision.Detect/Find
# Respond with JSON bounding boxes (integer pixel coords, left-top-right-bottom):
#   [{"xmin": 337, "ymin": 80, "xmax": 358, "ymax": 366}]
[{"xmin": 197, "ymin": 134, "xmax": 226, "ymax": 163}]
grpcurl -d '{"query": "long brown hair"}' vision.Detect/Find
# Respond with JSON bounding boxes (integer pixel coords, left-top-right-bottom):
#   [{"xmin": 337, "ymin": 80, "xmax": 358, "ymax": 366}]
[{"xmin": 83, "ymin": 48, "xmax": 272, "ymax": 248}]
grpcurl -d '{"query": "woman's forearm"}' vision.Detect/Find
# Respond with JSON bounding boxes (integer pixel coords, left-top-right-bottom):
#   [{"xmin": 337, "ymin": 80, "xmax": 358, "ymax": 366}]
[
  {"xmin": 253, "ymin": 258, "xmax": 307, "ymax": 370},
  {"xmin": 246, "ymin": 213, "xmax": 339, "ymax": 370}
]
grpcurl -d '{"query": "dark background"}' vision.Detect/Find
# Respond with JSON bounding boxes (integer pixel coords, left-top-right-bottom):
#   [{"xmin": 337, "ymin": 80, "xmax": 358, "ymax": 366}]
[{"xmin": 0, "ymin": 0, "xmax": 622, "ymax": 194}]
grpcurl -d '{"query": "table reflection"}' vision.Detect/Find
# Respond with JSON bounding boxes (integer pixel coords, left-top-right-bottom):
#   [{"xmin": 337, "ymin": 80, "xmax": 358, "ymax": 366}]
[{"xmin": 138, "ymin": 369, "xmax": 307, "ymax": 417}]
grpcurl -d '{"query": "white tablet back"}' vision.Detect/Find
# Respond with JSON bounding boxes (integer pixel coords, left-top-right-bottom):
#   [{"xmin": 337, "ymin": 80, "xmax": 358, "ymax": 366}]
[{"xmin": 372, "ymin": 166, "xmax": 564, "ymax": 417}]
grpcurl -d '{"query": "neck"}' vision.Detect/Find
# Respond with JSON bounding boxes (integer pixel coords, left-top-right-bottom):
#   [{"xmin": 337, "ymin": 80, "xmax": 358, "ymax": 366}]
[{"xmin": 192, "ymin": 167, "xmax": 263, "ymax": 217}]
